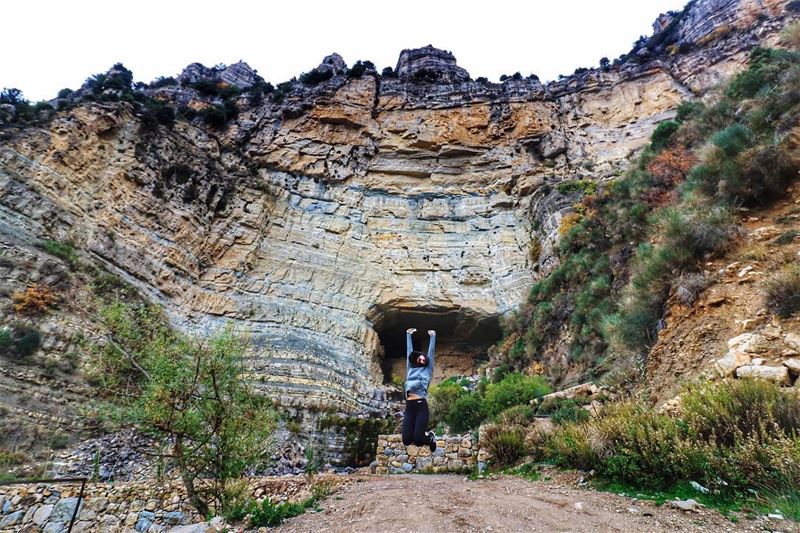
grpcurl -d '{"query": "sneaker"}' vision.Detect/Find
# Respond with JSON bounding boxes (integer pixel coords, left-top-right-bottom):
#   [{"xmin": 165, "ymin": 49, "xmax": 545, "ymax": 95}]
[{"xmin": 426, "ymin": 431, "xmax": 437, "ymax": 453}]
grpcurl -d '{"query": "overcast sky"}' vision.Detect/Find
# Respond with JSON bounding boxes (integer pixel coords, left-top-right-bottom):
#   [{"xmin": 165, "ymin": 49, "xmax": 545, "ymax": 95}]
[{"xmin": 2, "ymin": 0, "xmax": 687, "ymax": 102}]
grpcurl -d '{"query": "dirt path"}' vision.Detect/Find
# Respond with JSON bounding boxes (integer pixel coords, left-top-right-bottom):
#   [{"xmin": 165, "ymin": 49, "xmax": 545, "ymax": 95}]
[{"xmin": 275, "ymin": 474, "xmax": 791, "ymax": 533}]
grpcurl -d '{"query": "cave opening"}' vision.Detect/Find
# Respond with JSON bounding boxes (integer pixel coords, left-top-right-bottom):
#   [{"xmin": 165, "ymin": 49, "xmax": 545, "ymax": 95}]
[{"xmin": 368, "ymin": 304, "xmax": 503, "ymax": 385}]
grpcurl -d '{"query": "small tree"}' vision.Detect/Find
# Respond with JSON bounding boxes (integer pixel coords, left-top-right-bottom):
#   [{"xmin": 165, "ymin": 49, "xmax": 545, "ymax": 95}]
[{"xmin": 91, "ymin": 302, "xmax": 276, "ymax": 516}]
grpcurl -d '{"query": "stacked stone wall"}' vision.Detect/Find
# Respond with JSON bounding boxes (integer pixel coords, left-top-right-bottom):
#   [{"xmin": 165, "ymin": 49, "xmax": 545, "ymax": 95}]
[
  {"xmin": 372, "ymin": 434, "xmax": 477, "ymax": 474},
  {"xmin": 0, "ymin": 476, "xmax": 315, "ymax": 532}
]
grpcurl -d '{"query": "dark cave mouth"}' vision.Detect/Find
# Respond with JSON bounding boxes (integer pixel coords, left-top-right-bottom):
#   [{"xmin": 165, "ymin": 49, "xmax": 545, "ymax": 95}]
[{"xmin": 368, "ymin": 304, "xmax": 503, "ymax": 384}]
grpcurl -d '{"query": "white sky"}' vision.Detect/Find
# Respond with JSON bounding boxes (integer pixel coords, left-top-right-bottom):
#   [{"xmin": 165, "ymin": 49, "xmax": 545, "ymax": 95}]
[{"xmin": 2, "ymin": 0, "xmax": 687, "ymax": 102}]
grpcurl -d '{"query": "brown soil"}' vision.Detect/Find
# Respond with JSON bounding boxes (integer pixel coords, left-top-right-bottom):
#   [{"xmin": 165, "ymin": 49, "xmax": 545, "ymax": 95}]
[
  {"xmin": 275, "ymin": 473, "xmax": 788, "ymax": 533},
  {"xmin": 646, "ymin": 185, "xmax": 800, "ymax": 403}
]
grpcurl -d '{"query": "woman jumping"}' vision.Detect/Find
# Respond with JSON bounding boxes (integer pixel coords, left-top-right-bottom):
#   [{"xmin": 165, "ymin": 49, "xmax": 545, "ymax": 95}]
[{"xmin": 401, "ymin": 327, "xmax": 437, "ymax": 452}]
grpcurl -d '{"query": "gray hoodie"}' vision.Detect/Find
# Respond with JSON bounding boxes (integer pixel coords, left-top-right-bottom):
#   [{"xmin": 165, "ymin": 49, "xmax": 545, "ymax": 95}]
[{"xmin": 404, "ymin": 331, "xmax": 436, "ymax": 399}]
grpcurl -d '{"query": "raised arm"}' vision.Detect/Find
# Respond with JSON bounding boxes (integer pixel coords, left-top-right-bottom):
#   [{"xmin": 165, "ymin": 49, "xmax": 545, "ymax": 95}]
[
  {"xmin": 406, "ymin": 328, "xmax": 416, "ymax": 371},
  {"xmin": 427, "ymin": 330, "xmax": 436, "ymax": 366}
]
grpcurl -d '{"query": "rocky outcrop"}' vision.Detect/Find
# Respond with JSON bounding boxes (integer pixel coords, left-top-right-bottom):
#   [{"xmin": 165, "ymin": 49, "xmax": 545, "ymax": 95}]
[
  {"xmin": 0, "ymin": 0, "xmax": 797, "ymax": 432},
  {"xmin": 395, "ymin": 45, "xmax": 470, "ymax": 83},
  {"xmin": 177, "ymin": 60, "xmax": 261, "ymax": 89}
]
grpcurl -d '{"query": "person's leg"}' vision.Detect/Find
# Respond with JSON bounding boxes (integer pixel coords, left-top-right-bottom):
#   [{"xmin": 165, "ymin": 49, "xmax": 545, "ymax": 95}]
[
  {"xmin": 412, "ymin": 400, "xmax": 430, "ymax": 446},
  {"xmin": 402, "ymin": 400, "xmax": 417, "ymax": 446}
]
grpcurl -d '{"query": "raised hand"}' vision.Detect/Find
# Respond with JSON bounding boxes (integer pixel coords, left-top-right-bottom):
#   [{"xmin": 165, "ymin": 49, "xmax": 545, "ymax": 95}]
[
  {"xmin": 428, "ymin": 330, "xmax": 436, "ymax": 336},
  {"xmin": 407, "ymin": 328, "xmax": 417, "ymax": 334}
]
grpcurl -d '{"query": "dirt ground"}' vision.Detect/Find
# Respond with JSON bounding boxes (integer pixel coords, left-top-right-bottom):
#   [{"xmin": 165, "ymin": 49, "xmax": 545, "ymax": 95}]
[{"xmin": 275, "ymin": 473, "xmax": 794, "ymax": 533}]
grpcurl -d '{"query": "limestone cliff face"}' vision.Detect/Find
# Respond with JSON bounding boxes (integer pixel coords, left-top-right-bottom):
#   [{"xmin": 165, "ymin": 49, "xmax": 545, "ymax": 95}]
[{"xmin": 0, "ymin": 0, "xmax": 795, "ymax": 430}]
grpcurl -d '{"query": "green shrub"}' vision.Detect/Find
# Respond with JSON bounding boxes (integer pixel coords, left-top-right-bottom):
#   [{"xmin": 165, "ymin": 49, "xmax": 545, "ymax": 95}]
[
  {"xmin": 650, "ymin": 120, "xmax": 680, "ymax": 151},
  {"xmin": 151, "ymin": 76, "xmax": 177, "ymax": 88},
  {"xmin": 428, "ymin": 381, "xmax": 466, "ymax": 429},
  {"xmin": 446, "ymin": 393, "xmax": 486, "ymax": 433},
  {"xmin": 549, "ymin": 399, "xmax": 590, "ymax": 425},
  {"xmin": 773, "ymin": 230, "xmax": 800, "ymax": 245},
  {"xmin": 764, "ymin": 264, "xmax": 800, "ymax": 318},
  {"xmin": 726, "ymin": 47, "xmax": 796, "ymax": 99},
  {"xmin": 0, "ymin": 329, "xmax": 11, "ymax": 350},
  {"xmin": 482, "ymin": 425, "xmax": 527, "ymax": 466},
  {"xmin": 250, "ymin": 497, "xmax": 316, "ymax": 527},
  {"xmin": 299, "ymin": 68, "xmax": 333, "ymax": 85},
  {"xmin": 39, "ymin": 239, "xmax": 79, "ymax": 267},
  {"xmin": 200, "ymin": 104, "xmax": 229, "ymax": 128},
  {"xmin": 681, "ymin": 379, "xmax": 800, "ymax": 446},
  {"xmin": 346, "ymin": 60, "xmax": 374, "ymax": 79},
  {"xmin": 557, "ymin": 180, "xmax": 598, "ymax": 196},
  {"xmin": 496, "ymin": 404, "xmax": 535, "ymax": 426},
  {"xmin": 483, "ymin": 373, "xmax": 551, "ymax": 418},
  {"xmin": 533, "ymin": 381, "xmax": 800, "ymax": 495},
  {"xmin": 17, "ymin": 328, "xmax": 41, "ymax": 357},
  {"xmin": 0, "ymin": 325, "xmax": 42, "ymax": 359}
]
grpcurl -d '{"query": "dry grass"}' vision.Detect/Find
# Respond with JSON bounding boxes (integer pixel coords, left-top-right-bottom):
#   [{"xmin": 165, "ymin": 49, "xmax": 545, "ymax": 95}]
[{"xmin": 12, "ymin": 284, "xmax": 58, "ymax": 315}]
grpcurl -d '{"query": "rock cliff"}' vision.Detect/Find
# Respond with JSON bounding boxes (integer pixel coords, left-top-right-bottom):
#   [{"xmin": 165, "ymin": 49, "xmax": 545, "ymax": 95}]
[{"xmin": 0, "ymin": 0, "xmax": 796, "ymax": 447}]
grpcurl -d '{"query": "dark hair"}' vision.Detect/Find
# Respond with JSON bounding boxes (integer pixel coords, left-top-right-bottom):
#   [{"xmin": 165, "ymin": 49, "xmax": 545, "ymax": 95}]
[{"xmin": 409, "ymin": 350, "xmax": 428, "ymax": 368}]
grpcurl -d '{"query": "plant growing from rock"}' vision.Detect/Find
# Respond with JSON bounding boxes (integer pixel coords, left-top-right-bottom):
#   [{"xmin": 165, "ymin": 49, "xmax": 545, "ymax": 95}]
[
  {"xmin": 764, "ymin": 264, "xmax": 800, "ymax": 318},
  {"xmin": 12, "ymin": 284, "xmax": 58, "ymax": 315}
]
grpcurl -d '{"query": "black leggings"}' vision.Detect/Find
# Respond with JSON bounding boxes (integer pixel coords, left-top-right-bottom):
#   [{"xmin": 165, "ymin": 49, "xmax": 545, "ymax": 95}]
[{"xmin": 402, "ymin": 398, "xmax": 432, "ymax": 446}]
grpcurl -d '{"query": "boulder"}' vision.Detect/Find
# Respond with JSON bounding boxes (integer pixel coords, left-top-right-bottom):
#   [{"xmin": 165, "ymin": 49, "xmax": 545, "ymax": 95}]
[
  {"xmin": 728, "ymin": 333, "xmax": 768, "ymax": 354},
  {"xmin": 735, "ymin": 365, "xmax": 791, "ymax": 385},
  {"xmin": 670, "ymin": 499, "xmax": 700, "ymax": 512},
  {"xmin": 785, "ymin": 333, "xmax": 800, "ymax": 352},
  {"xmin": 783, "ymin": 358, "xmax": 800, "ymax": 374},
  {"xmin": 714, "ymin": 350, "xmax": 750, "ymax": 377}
]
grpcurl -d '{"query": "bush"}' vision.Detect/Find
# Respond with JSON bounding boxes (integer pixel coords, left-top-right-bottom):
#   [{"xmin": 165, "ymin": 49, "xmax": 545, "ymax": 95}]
[
  {"xmin": 650, "ymin": 120, "xmax": 680, "ymax": 151},
  {"xmin": 151, "ymin": 76, "xmax": 177, "ymax": 88},
  {"xmin": 483, "ymin": 373, "xmax": 551, "ymax": 418},
  {"xmin": 764, "ymin": 264, "xmax": 800, "ymax": 318},
  {"xmin": 39, "ymin": 239, "xmax": 79, "ymax": 267},
  {"xmin": 446, "ymin": 393, "xmax": 486, "ymax": 433},
  {"xmin": 250, "ymin": 497, "xmax": 316, "ymax": 527},
  {"xmin": 299, "ymin": 68, "xmax": 333, "ymax": 85},
  {"xmin": 534, "ymin": 381, "xmax": 800, "ymax": 494},
  {"xmin": 0, "ymin": 329, "xmax": 11, "ymax": 351},
  {"xmin": 0, "ymin": 325, "xmax": 41, "ymax": 359},
  {"xmin": 557, "ymin": 179, "xmax": 597, "ymax": 196},
  {"xmin": 140, "ymin": 100, "xmax": 175, "ymax": 130},
  {"xmin": 12, "ymin": 284, "xmax": 58, "ymax": 315},
  {"xmin": 496, "ymin": 404, "xmax": 535, "ymax": 426},
  {"xmin": 548, "ymin": 399, "xmax": 590, "ymax": 425},
  {"xmin": 346, "ymin": 60, "xmax": 374, "ymax": 79},
  {"xmin": 673, "ymin": 272, "xmax": 713, "ymax": 306},
  {"xmin": 428, "ymin": 381, "xmax": 466, "ymax": 428},
  {"xmin": 482, "ymin": 425, "xmax": 527, "ymax": 466},
  {"xmin": 200, "ymin": 104, "xmax": 229, "ymax": 129},
  {"xmin": 682, "ymin": 379, "xmax": 800, "ymax": 446}
]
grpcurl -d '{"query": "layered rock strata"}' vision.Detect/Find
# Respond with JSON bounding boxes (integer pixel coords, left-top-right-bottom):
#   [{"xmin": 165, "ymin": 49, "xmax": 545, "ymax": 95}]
[{"xmin": 0, "ymin": 0, "xmax": 796, "ymax": 431}]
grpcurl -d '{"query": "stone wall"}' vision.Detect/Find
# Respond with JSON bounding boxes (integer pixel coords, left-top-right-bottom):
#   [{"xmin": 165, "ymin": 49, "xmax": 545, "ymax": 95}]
[
  {"xmin": 0, "ymin": 476, "xmax": 316, "ymax": 532},
  {"xmin": 372, "ymin": 434, "xmax": 477, "ymax": 474}
]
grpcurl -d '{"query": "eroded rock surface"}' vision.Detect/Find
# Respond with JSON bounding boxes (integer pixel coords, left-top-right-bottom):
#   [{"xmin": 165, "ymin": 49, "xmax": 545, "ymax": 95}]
[{"xmin": 0, "ymin": 0, "xmax": 795, "ymax": 432}]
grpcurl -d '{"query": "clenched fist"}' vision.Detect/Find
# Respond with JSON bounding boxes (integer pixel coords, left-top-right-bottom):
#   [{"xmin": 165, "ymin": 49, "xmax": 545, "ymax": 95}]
[
  {"xmin": 406, "ymin": 328, "xmax": 417, "ymax": 334},
  {"xmin": 428, "ymin": 330, "xmax": 436, "ymax": 336}
]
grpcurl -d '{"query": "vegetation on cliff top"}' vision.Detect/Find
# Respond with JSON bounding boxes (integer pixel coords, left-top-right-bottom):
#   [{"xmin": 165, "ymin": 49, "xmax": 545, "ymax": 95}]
[{"xmin": 503, "ymin": 43, "xmax": 800, "ymax": 383}]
